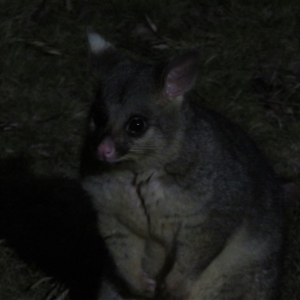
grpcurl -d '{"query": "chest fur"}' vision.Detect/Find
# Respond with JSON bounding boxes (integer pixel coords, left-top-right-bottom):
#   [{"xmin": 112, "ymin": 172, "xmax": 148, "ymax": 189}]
[
  {"xmin": 134, "ymin": 170, "xmax": 200, "ymax": 244},
  {"xmin": 83, "ymin": 169, "xmax": 200, "ymax": 243}
]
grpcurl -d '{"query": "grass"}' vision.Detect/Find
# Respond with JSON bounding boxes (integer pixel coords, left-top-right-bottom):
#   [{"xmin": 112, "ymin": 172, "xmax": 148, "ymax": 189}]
[{"xmin": 0, "ymin": 0, "xmax": 299, "ymax": 299}]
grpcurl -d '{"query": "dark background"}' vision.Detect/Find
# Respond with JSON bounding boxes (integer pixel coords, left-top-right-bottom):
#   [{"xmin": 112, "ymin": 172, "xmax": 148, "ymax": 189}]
[{"xmin": 0, "ymin": 0, "xmax": 299, "ymax": 299}]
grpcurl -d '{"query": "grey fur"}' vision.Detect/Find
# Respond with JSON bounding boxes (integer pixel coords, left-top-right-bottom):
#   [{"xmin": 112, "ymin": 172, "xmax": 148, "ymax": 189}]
[{"xmin": 81, "ymin": 32, "xmax": 285, "ymax": 300}]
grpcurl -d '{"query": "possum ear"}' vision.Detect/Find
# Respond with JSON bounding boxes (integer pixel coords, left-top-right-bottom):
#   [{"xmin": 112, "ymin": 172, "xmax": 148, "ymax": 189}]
[
  {"xmin": 162, "ymin": 51, "xmax": 199, "ymax": 98},
  {"xmin": 87, "ymin": 28, "xmax": 123, "ymax": 75}
]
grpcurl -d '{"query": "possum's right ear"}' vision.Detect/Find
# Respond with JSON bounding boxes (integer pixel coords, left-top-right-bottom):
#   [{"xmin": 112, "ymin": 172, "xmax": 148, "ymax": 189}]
[{"xmin": 87, "ymin": 28, "xmax": 123, "ymax": 76}]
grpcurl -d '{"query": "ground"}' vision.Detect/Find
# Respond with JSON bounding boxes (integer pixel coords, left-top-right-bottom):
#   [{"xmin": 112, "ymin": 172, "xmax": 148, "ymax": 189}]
[{"xmin": 0, "ymin": 0, "xmax": 299, "ymax": 299}]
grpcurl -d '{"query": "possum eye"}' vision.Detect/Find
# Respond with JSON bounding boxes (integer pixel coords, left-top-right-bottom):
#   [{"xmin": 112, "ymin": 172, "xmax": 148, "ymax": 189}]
[{"xmin": 125, "ymin": 116, "xmax": 148, "ymax": 136}]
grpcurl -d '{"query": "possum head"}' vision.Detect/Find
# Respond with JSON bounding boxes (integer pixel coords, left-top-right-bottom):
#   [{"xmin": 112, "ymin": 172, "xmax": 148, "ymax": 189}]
[{"xmin": 85, "ymin": 30, "xmax": 199, "ymax": 171}]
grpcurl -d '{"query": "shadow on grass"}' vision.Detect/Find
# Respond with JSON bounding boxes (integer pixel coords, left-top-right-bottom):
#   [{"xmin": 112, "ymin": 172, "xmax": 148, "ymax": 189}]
[{"xmin": 0, "ymin": 157, "xmax": 113, "ymax": 300}]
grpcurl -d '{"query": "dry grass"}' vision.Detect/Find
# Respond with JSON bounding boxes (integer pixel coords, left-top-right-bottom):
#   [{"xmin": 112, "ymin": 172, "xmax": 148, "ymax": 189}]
[{"xmin": 0, "ymin": 0, "xmax": 299, "ymax": 299}]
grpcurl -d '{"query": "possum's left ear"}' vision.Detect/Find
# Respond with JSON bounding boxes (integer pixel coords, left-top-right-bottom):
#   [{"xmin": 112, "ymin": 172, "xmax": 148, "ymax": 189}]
[
  {"xmin": 162, "ymin": 50, "xmax": 200, "ymax": 98},
  {"xmin": 87, "ymin": 28, "xmax": 123, "ymax": 76}
]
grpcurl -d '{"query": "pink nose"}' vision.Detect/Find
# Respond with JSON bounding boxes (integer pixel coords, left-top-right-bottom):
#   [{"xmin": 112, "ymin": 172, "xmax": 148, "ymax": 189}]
[{"xmin": 97, "ymin": 137, "xmax": 117, "ymax": 162}]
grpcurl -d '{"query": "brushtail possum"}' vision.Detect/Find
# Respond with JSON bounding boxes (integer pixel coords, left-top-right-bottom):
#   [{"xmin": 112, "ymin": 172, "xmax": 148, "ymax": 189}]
[{"xmin": 80, "ymin": 30, "xmax": 286, "ymax": 300}]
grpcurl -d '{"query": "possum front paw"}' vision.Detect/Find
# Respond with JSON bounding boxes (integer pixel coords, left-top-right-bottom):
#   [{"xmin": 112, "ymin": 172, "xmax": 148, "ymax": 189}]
[
  {"xmin": 130, "ymin": 271, "xmax": 156, "ymax": 298},
  {"xmin": 143, "ymin": 273, "xmax": 157, "ymax": 298}
]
